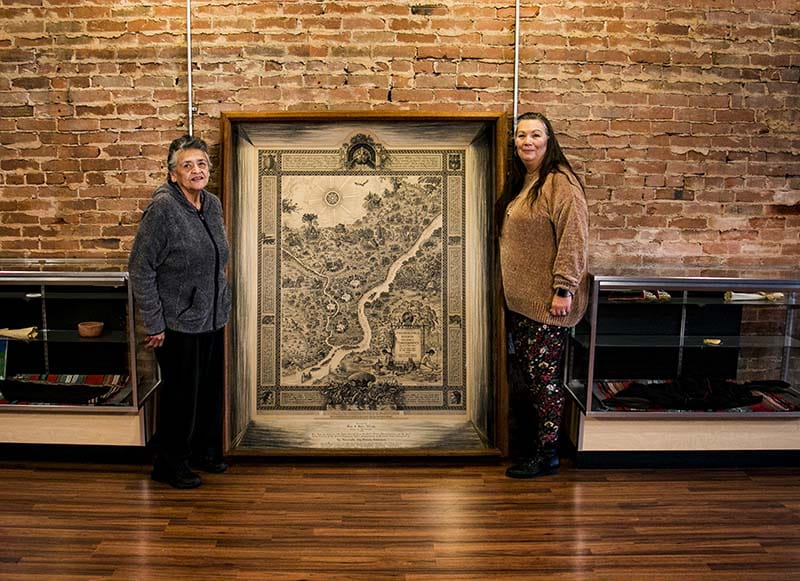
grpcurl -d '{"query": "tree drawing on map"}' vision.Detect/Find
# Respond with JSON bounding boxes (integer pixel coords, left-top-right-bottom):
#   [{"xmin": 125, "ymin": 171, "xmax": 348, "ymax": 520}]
[{"xmin": 257, "ymin": 135, "xmax": 465, "ymax": 413}]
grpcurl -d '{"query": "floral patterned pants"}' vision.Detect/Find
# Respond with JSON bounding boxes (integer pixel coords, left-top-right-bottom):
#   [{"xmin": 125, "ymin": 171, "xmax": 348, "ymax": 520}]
[{"xmin": 508, "ymin": 311, "xmax": 570, "ymax": 449}]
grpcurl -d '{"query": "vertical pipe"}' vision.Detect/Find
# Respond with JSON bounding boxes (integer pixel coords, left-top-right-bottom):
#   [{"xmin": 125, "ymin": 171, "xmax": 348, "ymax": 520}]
[
  {"xmin": 186, "ymin": 0, "xmax": 194, "ymax": 136},
  {"xmin": 512, "ymin": 0, "xmax": 521, "ymax": 132}
]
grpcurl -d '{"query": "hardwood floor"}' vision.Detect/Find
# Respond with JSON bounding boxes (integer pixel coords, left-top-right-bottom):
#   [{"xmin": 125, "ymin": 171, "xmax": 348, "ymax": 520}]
[{"xmin": 1, "ymin": 456, "xmax": 799, "ymax": 580}]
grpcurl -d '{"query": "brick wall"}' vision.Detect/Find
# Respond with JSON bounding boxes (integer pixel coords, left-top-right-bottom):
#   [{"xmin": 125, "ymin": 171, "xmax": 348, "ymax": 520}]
[{"xmin": 1, "ymin": 0, "xmax": 798, "ymax": 265}]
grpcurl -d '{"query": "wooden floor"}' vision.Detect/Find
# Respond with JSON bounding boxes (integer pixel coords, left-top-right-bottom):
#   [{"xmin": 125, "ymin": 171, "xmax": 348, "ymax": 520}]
[{"xmin": 1, "ymin": 456, "xmax": 800, "ymax": 580}]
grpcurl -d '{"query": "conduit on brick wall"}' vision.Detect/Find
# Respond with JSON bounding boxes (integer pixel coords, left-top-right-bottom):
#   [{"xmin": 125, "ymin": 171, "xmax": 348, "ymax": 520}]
[
  {"xmin": 512, "ymin": 0, "xmax": 520, "ymax": 129},
  {"xmin": 185, "ymin": 0, "xmax": 194, "ymax": 136}
]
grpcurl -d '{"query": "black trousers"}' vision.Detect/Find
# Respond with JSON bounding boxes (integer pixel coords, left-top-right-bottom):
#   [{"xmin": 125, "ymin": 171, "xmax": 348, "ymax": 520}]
[{"xmin": 153, "ymin": 327, "xmax": 224, "ymax": 469}]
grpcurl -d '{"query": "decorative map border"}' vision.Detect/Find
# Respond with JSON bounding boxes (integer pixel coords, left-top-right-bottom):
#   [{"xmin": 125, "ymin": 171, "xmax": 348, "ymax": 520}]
[{"xmin": 255, "ymin": 141, "xmax": 467, "ymax": 414}]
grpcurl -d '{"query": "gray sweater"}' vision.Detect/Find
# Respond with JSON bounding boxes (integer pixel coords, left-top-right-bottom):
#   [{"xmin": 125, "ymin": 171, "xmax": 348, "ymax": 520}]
[{"xmin": 128, "ymin": 182, "xmax": 232, "ymax": 335}]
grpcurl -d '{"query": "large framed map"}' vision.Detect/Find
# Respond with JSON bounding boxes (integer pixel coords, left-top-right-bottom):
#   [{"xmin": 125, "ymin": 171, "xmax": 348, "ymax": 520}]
[{"xmin": 221, "ymin": 112, "xmax": 508, "ymax": 454}]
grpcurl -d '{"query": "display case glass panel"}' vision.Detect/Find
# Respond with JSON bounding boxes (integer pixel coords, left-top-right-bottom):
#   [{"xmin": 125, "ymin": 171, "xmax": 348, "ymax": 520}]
[
  {"xmin": 0, "ymin": 259, "xmax": 159, "ymax": 411},
  {"xmin": 566, "ymin": 267, "xmax": 800, "ymax": 418}
]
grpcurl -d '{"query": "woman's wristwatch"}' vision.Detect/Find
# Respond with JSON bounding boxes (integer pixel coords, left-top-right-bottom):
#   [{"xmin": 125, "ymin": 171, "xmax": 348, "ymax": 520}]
[{"xmin": 555, "ymin": 287, "xmax": 573, "ymax": 298}]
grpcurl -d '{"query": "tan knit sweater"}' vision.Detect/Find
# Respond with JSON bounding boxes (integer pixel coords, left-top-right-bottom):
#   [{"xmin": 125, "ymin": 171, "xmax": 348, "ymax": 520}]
[{"xmin": 499, "ymin": 168, "xmax": 589, "ymax": 328}]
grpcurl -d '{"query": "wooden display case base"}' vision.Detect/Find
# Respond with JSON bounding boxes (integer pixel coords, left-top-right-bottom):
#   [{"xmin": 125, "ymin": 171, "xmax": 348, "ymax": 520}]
[
  {"xmin": 564, "ymin": 398, "xmax": 800, "ymax": 468},
  {"xmin": 0, "ymin": 404, "xmax": 154, "ymax": 447},
  {"xmin": 577, "ymin": 416, "xmax": 800, "ymax": 452}
]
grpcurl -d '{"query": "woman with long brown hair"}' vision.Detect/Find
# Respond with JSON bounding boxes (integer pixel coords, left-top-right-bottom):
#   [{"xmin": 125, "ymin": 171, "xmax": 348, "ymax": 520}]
[{"xmin": 498, "ymin": 112, "xmax": 589, "ymax": 478}]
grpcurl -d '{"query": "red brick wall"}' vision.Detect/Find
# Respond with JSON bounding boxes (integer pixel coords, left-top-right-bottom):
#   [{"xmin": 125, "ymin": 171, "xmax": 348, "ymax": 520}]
[{"xmin": 1, "ymin": 0, "xmax": 798, "ymax": 264}]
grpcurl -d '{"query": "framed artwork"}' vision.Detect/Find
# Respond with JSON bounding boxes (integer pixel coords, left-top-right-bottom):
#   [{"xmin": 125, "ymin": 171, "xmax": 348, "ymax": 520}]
[{"xmin": 221, "ymin": 112, "xmax": 508, "ymax": 454}]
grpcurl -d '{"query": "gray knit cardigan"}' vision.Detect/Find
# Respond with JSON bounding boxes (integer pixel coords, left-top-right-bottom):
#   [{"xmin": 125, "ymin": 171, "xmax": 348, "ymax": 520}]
[{"xmin": 128, "ymin": 182, "xmax": 232, "ymax": 335}]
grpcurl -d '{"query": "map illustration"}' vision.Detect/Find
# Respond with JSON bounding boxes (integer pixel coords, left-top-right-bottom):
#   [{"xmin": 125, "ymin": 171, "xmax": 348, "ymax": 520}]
[{"xmin": 257, "ymin": 134, "xmax": 466, "ymax": 414}]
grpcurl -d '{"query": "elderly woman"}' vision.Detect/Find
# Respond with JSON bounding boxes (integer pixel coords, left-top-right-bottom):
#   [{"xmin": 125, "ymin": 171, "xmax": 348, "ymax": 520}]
[
  {"xmin": 129, "ymin": 134, "xmax": 232, "ymax": 489},
  {"xmin": 497, "ymin": 112, "xmax": 589, "ymax": 478}
]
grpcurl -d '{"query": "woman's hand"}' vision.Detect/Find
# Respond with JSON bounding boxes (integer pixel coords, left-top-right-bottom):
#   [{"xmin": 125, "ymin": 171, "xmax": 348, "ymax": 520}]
[
  {"xmin": 144, "ymin": 332, "xmax": 165, "ymax": 349},
  {"xmin": 550, "ymin": 294, "xmax": 573, "ymax": 317}
]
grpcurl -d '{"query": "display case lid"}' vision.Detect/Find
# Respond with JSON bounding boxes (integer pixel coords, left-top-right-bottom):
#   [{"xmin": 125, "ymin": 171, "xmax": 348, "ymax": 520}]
[
  {"xmin": 590, "ymin": 262, "xmax": 800, "ymax": 290},
  {"xmin": 0, "ymin": 258, "xmax": 128, "ymax": 285}
]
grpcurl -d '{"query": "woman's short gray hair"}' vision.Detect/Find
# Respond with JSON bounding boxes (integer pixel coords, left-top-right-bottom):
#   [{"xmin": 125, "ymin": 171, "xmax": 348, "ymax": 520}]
[{"xmin": 167, "ymin": 134, "xmax": 210, "ymax": 175}]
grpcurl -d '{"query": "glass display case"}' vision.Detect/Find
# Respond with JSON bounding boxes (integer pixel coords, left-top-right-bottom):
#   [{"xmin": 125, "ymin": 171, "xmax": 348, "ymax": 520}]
[
  {"xmin": 0, "ymin": 259, "xmax": 160, "ymax": 446},
  {"xmin": 564, "ymin": 266, "xmax": 800, "ymax": 455}
]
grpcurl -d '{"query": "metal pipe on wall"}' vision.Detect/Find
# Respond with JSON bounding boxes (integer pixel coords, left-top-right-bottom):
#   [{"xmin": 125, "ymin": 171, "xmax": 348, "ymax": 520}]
[
  {"xmin": 512, "ymin": 0, "xmax": 521, "ymax": 131},
  {"xmin": 186, "ymin": 0, "xmax": 194, "ymax": 136}
]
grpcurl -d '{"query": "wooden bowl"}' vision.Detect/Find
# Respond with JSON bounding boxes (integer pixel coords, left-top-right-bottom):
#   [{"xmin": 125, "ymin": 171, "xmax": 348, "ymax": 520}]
[{"xmin": 77, "ymin": 321, "xmax": 104, "ymax": 338}]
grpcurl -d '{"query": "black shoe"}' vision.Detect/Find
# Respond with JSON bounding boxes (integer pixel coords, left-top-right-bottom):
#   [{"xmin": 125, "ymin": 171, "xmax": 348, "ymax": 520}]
[
  {"xmin": 189, "ymin": 456, "xmax": 229, "ymax": 474},
  {"xmin": 151, "ymin": 464, "xmax": 202, "ymax": 489},
  {"xmin": 505, "ymin": 455, "xmax": 560, "ymax": 479},
  {"xmin": 540, "ymin": 445, "xmax": 561, "ymax": 471}
]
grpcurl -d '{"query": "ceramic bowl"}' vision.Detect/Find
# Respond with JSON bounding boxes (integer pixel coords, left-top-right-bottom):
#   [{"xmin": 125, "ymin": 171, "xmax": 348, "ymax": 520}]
[{"xmin": 77, "ymin": 321, "xmax": 104, "ymax": 338}]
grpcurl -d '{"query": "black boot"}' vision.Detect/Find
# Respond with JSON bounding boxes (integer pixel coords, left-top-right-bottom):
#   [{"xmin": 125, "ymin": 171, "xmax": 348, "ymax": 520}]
[
  {"xmin": 505, "ymin": 446, "xmax": 560, "ymax": 479},
  {"xmin": 189, "ymin": 448, "xmax": 229, "ymax": 474},
  {"xmin": 540, "ymin": 444, "xmax": 560, "ymax": 472},
  {"xmin": 151, "ymin": 462, "xmax": 202, "ymax": 489}
]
